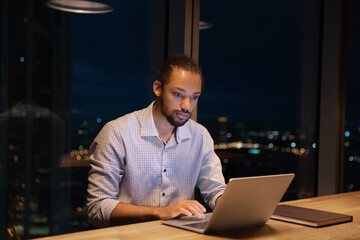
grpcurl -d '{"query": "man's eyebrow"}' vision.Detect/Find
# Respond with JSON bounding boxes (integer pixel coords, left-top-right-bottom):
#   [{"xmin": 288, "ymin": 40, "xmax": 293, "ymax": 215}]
[{"xmin": 173, "ymin": 87, "xmax": 201, "ymax": 95}]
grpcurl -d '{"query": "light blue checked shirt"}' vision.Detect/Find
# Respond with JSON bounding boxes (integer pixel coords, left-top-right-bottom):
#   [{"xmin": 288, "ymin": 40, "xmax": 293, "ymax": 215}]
[{"xmin": 87, "ymin": 102, "xmax": 226, "ymax": 228}]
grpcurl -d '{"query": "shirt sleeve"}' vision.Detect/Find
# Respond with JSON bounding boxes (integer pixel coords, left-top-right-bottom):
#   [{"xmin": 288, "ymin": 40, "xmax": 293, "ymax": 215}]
[
  {"xmin": 196, "ymin": 130, "xmax": 226, "ymax": 210},
  {"xmin": 87, "ymin": 122, "xmax": 125, "ymax": 228}
]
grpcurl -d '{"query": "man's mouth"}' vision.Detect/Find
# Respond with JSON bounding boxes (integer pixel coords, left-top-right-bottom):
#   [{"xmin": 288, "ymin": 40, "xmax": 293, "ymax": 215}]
[{"xmin": 175, "ymin": 112, "xmax": 190, "ymax": 120}]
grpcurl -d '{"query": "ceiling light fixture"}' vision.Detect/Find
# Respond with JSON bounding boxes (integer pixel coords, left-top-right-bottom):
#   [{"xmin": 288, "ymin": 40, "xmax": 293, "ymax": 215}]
[
  {"xmin": 45, "ymin": 0, "xmax": 113, "ymax": 14},
  {"xmin": 199, "ymin": 21, "xmax": 213, "ymax": 30}
]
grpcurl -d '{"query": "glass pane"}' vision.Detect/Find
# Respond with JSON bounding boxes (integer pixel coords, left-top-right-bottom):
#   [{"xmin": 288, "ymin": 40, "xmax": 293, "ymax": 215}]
[
  {"xmin": 344, "ymin": 0, "xmax": 360, "ymax": 192},
  {"xmin": 0, "ymin": 0, "xmax": 166, "ymax": 239},
  {"xmin": 198, "ymin": 0, "xmax": 321, "ymax": 200}
]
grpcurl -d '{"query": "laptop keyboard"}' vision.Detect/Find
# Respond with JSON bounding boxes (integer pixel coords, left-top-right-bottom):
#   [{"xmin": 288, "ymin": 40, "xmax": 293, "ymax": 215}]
[{"xmin": 184, "ymin": 221, "xmax": 208, "ymax": 229}]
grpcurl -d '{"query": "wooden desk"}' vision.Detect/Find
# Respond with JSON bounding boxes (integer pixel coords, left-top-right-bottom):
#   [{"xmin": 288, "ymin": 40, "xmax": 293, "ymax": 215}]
[{"xmin": 36, "ymin": 191, "xmax": 360, "ymax": 240}]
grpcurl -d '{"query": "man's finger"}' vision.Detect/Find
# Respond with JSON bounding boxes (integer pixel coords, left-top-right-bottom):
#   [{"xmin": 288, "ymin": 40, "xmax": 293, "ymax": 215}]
[
  {"xmin": 189, "ymin": 204, "xmax": 206, "ymax": 217},
  {"xmin": 184, "ymin": 205, "xmax": 205, "ymax": 219},
  {"xmin": 194, "ymin": 202, "xmax": 207, "ymax": 213},
  {"xmin": 179, "ymin": 208, "xmax": 193, "ymax": 217}
]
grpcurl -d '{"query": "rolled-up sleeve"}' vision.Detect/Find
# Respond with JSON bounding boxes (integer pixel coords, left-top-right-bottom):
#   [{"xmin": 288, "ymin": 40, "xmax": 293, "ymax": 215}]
[
  {"xmin": 196, "ymin": 130, "xmax": 226, "ymax": 210},
  {"xmin": 87, "ymin": 123, "xmax": 125, "ymax": 228}
]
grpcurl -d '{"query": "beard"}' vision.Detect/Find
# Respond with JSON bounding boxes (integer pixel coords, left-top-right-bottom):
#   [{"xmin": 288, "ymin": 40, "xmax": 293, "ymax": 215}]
[{"xmin": 158, "ymin": 95, "xmax": 191, "ymax": 127}]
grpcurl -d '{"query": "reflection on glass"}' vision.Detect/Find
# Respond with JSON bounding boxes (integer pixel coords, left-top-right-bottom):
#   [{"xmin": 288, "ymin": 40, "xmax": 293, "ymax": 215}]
[
  {"xmin": 0, "ymin": 102, "xmax": 65, "ymax": 239},
  {"xmin": 1, "ymin": 0, "xmax": 165, "ymax": 239}
]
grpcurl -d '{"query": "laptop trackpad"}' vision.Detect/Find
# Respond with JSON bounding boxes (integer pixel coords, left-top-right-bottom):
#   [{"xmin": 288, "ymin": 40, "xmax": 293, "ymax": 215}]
[
  {"xmin": 183, "ymin": 221, "xmax": 208, "ymax": 229},
  {"xmin": 162, "ymin": 214, "xmax": 211, "ymax": 231}
]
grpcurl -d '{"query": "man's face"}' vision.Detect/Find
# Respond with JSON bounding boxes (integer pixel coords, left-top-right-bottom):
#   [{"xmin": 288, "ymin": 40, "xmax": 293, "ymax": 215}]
[{"xmin": 157, "ymin": 67, "xmax": 202, "ymax": 127}]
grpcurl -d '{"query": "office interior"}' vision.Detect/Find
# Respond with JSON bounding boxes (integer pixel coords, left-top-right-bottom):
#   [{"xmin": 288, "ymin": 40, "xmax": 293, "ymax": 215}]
[{"xmin": 0, "ymin": 0, "xmax": 359, "ymax": 239}]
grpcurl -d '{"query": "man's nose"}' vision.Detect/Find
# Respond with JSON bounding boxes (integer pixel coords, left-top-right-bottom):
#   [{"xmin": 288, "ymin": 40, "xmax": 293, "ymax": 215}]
[{"xmin": 181, "ymin": 97, "xmax": 191, "ymax": 112}]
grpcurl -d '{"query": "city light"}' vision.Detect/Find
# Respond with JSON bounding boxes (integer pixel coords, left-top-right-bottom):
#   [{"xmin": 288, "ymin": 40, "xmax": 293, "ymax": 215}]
[
  {"xmin": 82, "ymin": 120, "xmax": 88, "ymax": 127},
  {"xmin": 345, "ymin": 131, "xmax": 350, "ymax": 137},
  {"xmin": 217, "ymin": 116, "xmax": 228, "ymax": 123},
  {"xmin": 348, "ymin": 156, "xmax": 360, "ymax": 163},
  {"xmin": 7, "ymin": 227, "xmax": 14, "ymax": 238},
  {"xmin": 248, "ymin": 149, "xmax": 261, "ymax": 154},
  {"xmin": 67, "ymin": 148, "xmax": 91, "ymax": 163},
  {"xmin": 213, "ymin": 130, "xmax": 312, "ymax": 157}
]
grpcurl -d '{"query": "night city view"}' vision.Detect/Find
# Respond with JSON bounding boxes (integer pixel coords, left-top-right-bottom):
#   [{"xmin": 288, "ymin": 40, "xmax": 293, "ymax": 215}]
[
  {"xmin": 3, "ymin": 107, "xmax": 359, "ymax": 238},
  {"xmin": 1, "ymin": 0, "xmax": 360, "ymax": 239}
]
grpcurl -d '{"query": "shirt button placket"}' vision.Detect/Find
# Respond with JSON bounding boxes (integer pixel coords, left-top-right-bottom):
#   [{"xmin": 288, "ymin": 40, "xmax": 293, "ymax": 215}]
[{"xmin": 160, "ymin": 147, "xmax": 169, "ymax": 206}]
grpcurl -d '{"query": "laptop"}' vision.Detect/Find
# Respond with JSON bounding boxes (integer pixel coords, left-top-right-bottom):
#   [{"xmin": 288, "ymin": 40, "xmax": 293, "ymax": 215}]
[{"xmin": 162, "ymin": 173, "xmax": 294, "ymax": 233}]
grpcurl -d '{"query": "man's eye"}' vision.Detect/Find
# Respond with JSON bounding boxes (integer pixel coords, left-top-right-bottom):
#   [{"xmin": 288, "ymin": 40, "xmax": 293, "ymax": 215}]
[
  {"xmin": 191, "ymin": 96, "xmax": 199, "ymax": 100},
  {"xmin": 174, "ymin": 93, "xmax": 182, "ymax": 98}
]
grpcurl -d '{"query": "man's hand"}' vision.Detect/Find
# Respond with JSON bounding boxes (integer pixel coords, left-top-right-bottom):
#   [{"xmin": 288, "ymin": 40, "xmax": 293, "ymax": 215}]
[
  {"xmin": 110, "ymin": 200, "xmax": 206, "ymax": 226},
  {"xmin": 154, "ymin": 200, "xmax": 206, "ymax": 220}
]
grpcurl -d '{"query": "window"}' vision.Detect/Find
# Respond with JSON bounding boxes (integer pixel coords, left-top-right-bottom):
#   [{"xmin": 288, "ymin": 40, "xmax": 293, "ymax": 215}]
[
  {"xmin": 0, "ymin": 0, "xmax": 166, "ymax": 238},
  {"xmin": 198, "ymin": 0, "xmax": 321, "ymax": 200},
  {"xmin": 344, "ymin": 0, "xmax": 360, "ymax": 192}
]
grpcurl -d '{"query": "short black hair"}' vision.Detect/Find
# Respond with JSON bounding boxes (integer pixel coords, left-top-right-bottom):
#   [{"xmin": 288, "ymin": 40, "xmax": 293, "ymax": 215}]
[{"xmin": 157, "ymin": 54, "xmax": 203, "ymax": 88}]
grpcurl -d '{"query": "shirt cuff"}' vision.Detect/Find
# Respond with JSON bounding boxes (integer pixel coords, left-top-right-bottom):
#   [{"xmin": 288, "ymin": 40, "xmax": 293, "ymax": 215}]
[
  {"xmin": 209, "ymin": 190, "xmax": 224, "ymax": 210},
  {"xmin": 101, "ymin": 198, "xmax": 121, "ymax": 226}
]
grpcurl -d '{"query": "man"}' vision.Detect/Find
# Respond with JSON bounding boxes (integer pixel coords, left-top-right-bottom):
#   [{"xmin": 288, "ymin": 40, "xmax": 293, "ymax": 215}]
[{"xmin": 87, "ymin": 54, "xmax": 226, "ymax": 228}]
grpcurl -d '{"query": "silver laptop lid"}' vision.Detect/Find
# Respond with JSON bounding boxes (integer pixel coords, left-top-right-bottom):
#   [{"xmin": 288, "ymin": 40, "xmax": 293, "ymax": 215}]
[
  {"xmin": 205, "ymin": 173, "xmax": 295, "ymax": 232},
  {"xmin": 162, "ymin": 173, "xmax": 294, "ymax": 233}
]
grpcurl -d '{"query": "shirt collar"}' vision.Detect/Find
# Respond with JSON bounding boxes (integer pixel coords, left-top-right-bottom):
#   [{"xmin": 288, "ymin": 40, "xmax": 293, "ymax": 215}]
[
  {"xmin": 140, "ymin": 101, "xmax": 192, "ymax": 144},
  {"xmin": 174, "ymin": 122, "xmax": 191, "ymax": 144},
  {"xmin": 140, "ymin": 101, "xmax": 158, "ymax": 137}
]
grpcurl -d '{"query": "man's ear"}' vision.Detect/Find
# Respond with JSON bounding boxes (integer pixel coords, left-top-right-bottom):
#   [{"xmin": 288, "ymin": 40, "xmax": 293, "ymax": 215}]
[{"xmin": 153, "ymin": 80, "xmax": 162, "ymax": 97}]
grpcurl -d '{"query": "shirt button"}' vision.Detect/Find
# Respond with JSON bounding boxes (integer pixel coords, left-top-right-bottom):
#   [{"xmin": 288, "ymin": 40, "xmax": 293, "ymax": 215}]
[
  {"xmin": 162, "ymin": 193, "xmax": 166, "ymax": 196},
  {"xmin": 163, "ymin": 169, "xmax": 167, "ymax": 172}
]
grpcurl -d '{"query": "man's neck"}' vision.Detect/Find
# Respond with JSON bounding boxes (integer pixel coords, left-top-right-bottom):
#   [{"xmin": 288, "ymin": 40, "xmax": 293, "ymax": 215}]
[{"xmin": 152, "ymin": 103, "xmax": 175, "ymax": 143}]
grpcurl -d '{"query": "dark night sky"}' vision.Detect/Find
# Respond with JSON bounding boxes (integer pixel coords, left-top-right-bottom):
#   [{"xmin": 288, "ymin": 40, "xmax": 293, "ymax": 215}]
[
  {"xmin": 346, "ymin": 0, "xmax": 360, "ymax": 125},
  {"xmin": 197, "ymin": 0, "xmax": 309, "ymax": 130},
  {"xmin": 71, "ymin": 0, "xmax": 156, "ymax": 122}
]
